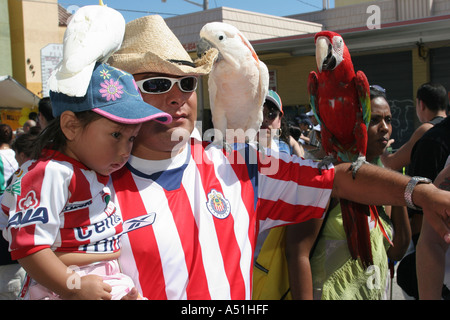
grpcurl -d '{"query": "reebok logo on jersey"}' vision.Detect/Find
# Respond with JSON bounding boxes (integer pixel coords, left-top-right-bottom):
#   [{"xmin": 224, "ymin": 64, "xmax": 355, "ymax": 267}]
[
  {"xmin": 206, "ymin": 189, "xmax": 231, "ymax": 219},
  {"xmin": 123, "ymin": 212, "xmax": 156, "ymax": 233}
]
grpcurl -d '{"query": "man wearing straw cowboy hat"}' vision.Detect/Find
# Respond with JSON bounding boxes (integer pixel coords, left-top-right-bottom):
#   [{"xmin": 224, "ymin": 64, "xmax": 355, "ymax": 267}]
[{"xmin": 108, "ymin": 15, "xmax": 450, "ymax": 300}]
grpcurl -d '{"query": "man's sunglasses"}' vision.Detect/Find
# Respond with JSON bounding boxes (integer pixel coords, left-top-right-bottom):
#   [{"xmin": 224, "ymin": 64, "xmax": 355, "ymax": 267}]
[{"xmin": 136, "ymin": 76, "xmax": 198, "ymax": 94}]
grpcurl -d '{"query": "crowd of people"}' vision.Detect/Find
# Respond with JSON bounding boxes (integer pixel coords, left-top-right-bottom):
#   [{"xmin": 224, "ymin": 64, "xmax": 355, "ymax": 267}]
[
  {"xmin": 0, "ymin": 96, "xmax": 55, "ymax": 299},
  {"xmin": 0, "ymin": 11, "xmax": 449, "ymax": 301}
]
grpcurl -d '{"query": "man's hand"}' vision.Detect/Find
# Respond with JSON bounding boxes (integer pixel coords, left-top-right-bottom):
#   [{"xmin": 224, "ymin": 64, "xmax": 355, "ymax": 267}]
[{"xmin": 416, "ymin": 183, "xmax": 450, "ymax": 244}]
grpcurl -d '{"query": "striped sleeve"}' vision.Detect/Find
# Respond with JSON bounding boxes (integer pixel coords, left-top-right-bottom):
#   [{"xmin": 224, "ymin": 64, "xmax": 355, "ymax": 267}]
[
  {"xmin": 4, "ymin": 160, "xmax": 71, "ymax": 260},
  {"xmin": 256, "ymin": 148, "xmax": 334, "ymax": 232}
]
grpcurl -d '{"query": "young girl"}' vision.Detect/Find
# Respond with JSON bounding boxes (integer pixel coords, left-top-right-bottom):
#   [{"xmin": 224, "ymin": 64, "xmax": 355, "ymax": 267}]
[{"xmin": 1, "ymin": 62, "xmax": 171, "ymax": 299}]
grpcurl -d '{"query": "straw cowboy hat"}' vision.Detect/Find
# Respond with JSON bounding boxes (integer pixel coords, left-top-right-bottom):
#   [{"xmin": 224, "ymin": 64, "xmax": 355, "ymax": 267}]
[{"xmin": 109, "ymin": 15, "xmax": 217, "ymax": 76}]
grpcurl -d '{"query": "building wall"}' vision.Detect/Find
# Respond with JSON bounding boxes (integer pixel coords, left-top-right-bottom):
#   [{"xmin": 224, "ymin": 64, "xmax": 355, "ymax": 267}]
[
  {"xmin": 167, "ymin": 7, "xmax": 322, "ymax": 52},
  {"xmin": 335, "ymin": 0, "xmax": 373, "ymax": 6},
  {"xmin": 0, "ymin": 0, "xmax": 12, "ymax": 76},
  {"xmin": 8, "ymin": 0, "xmax": 25, "ymax": 84},
  {"xmin": 8, "ymin": 0, "xmax": 60, "ymax": 97},
  {"xmin": 265, "ymin": 55, "xmax": 316, "ymax": 108},
  {"xmin": 411, "ymin": 46, "xmax": 430, "ymax": 98},
  {"xmin": 290, "ymin": 0, "xmax": 450, "ymax": 31}
]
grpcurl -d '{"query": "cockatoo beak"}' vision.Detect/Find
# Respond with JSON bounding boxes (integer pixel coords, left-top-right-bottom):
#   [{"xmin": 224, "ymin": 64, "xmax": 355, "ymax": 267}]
[{"xmin": 197, "ymin": 38, "xmax": 215, "ymax": 58}]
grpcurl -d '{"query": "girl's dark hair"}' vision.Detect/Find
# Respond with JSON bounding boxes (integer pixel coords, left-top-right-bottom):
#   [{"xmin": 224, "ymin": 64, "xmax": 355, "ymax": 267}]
[
  {"xmin": 38, "ymin": 97, "xmax": 55, "ymax": 122},
  {"xmin": 31, "ymin": 110, "xmax": 103, "ymax": 160},
  {"xmin": 12, "ymin": 132, "xmax": 38, "ymax": 159},
  {"xmin": 0, "ymin": 124, "xmax": 13, "ymax": 144}
]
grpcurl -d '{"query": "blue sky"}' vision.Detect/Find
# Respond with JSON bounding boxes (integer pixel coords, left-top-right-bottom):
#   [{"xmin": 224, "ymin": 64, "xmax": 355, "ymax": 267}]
[{"xmin": 59, "ymin": 0, "xmax": 335, "ymax": 22}]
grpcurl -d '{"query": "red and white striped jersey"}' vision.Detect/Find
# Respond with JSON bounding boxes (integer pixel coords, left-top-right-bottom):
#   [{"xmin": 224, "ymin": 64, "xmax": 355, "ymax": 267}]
[
  {"xmin": 2, "ymin": 150, "xmax": 122, "ymax": 260},
  {"xmin": 110, "ymin": 140, "xmax": 334, "ymax": 300}
]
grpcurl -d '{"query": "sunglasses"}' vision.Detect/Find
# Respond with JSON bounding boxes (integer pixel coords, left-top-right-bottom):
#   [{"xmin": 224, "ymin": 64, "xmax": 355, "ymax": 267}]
[{"xmin": 136, "ymin": 76, "xmax": 198, "ymax": 94}]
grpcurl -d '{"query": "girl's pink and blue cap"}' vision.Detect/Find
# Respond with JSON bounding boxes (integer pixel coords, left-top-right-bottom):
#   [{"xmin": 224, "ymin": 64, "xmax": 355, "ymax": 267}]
[{"xmin": 50, "ymin": 62, "xmax": 172, "ymax": 125}]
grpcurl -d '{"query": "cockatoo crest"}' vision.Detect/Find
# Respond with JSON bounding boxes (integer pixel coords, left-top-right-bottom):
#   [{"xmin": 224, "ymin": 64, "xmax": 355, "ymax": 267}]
[{"xmin": 48, "ymin": 4, "xmax": 125, "ymax": 97}]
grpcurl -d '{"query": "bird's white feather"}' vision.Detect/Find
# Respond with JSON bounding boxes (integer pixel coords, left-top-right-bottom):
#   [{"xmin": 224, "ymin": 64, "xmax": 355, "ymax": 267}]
[
  {"xmin": 48, "ymin": 5, "xmax": 125, "ymax": 97},
  {"xmin": 199, "ymin": 22, "xmax": 269, "ymax": 144}
]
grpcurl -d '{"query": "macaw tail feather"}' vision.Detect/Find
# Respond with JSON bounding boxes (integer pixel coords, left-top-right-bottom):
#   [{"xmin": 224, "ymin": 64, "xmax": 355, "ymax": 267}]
[
  {"xmin": 371, "ymin": 205, "xmax": 394, "ymax": 247},
  {"xmin": 340, "ymin": 199, "xmax": 373, "ymax": 269}
]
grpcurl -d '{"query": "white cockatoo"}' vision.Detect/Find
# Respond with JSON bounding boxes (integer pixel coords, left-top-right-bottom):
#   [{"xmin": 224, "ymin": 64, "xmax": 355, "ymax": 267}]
[
  {"xmin": 197, "ymin": 22, "xmax": 269, "ymax": 146},
  {"xmin": 48, "ymin": 2, "xmax": 125, "ymax": 97}
]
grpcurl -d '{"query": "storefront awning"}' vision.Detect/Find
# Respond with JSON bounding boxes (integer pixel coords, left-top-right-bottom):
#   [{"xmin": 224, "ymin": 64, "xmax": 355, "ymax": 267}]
[{"xmin": 0, "ymin": 75, "xmax": 40, "ymax": 109}]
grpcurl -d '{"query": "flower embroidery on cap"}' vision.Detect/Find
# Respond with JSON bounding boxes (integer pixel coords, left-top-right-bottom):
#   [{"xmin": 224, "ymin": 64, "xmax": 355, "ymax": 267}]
[
  {"xmin": 99, "ymin": 78, "xmax": 123, "ymax": 101},
  {"xmin": 99, "ymin": 68, "xmax": 111, "ymax": 80}
]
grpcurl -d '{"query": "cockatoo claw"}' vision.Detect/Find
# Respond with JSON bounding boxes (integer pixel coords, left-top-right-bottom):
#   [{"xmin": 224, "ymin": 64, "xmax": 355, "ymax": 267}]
[{"xmin": 211, "ymin": 138, "xmax": 232, "ymax": 155}]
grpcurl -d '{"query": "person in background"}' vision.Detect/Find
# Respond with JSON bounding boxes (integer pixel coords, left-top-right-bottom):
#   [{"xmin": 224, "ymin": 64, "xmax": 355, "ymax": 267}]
[
  {"xmin": 0, "ymin": 123, "xmax": 22, "ymax": 299},
  {"xmin": 22, "ymin": 120, "xmax": 36, "ymax": 135},
  {"xmin": 286, "ymin": 85, "xmax": 411, "ymax": 300},
  {"xmin": 28, "ymin": 112, "xmax": 38, "ymax": 123},
  {"xmin": 260, "ymin": 90, "xmax": 304, "ymax": 157},
  {"xmin": 416, "ymin": 162, "xmax": 450, "ymax": 299},
  {"xmin": 37, "ymin": 97, "xmax": 55, "ymax": 130},
  {"xmin": 303, "ymin": 109, "xmax": 325, "ymax": 159},
  {"xmin": 306, "ymin": 110, "xmax": 321, "ymax": 147},
  {"xmin": 396, "ymin": 83, "xmax": 450, "ymax": 299},
  {"xmin": 381, "ymin": 82, "xmax": 447, "ymax": 171},
  {"xmin": 0, "ymin": 131, "xmax": 40, "ymax": 300},
  {"xmin": 252, "ymin": 91, "xmax": 304, "ymax": 300},
  {"xmin": 0, "ymin": 124, "xmax": 18, "ymax": 195},
  {"xmin": 11, "ymin": 131, "xmax": 39, "ymax": 168},
  {"xmin": 296, "ymin": 114, "xmax": 312, "ymax": 146}
]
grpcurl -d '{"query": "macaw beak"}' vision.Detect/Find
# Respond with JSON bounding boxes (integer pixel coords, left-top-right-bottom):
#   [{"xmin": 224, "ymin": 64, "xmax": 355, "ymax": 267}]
[{"xmin": 315, "ymin": 36, "xmax": 336, "ymax": 72}]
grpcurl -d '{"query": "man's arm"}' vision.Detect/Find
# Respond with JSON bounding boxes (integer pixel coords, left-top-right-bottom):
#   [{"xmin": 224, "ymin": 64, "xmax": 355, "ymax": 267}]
[
  {"xmin": 416, "ymin": 165, "xmax": 450, "ymax": 299},
  {"xmin": 332, "ymin": 162, "xmax": 450, "ymax": 243},
  {"xmin": 380, "ymin": 124, "xmax": 432, "ymax": 171}
]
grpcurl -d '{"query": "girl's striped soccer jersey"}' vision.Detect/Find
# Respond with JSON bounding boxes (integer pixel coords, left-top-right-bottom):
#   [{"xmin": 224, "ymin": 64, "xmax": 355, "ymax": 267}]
[{"xmin": 2, "ymin": 150, "xmax": 122, "ymax": 260}]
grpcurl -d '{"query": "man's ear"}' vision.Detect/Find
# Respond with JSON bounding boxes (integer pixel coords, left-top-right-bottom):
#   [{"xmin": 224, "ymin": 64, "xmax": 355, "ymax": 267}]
[
  {"xmin": 418, "ymin": 99, "xmax": 427, "ymax": 112},
  {"xmin": 60, "ymin": 111, "xmax": 80, "ymax": 141}
]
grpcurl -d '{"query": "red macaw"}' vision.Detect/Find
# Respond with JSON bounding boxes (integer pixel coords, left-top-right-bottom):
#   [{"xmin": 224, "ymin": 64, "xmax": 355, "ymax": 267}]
[{"xmin": 307, "ymin": 30, "xmax": 391, "ymax": 268}]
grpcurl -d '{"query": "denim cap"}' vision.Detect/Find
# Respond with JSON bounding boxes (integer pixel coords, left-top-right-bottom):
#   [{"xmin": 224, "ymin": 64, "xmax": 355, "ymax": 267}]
[
  {"xmin": 50, "ymin": 62, "xmax": 172, "ymax": 124},
  {"xmin": 265, "ymin": 90, "xmax": 283, "ymax": 115}
]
